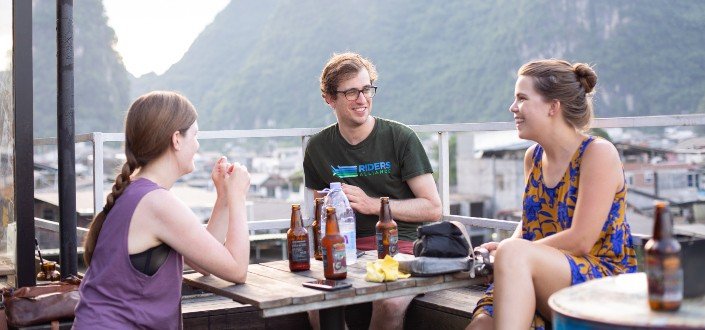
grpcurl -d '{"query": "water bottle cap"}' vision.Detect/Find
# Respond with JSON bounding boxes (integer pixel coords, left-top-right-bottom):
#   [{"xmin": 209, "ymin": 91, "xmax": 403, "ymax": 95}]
[{"xmin": 330, "ymin": 182, "xmax": 342, "ymax": 190}]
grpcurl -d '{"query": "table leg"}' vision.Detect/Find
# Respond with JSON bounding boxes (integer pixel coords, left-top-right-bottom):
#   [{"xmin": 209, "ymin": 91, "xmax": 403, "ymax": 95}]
[{"xmin": 319, "ymin": 306, "xmax": 345, "ymax": 330}]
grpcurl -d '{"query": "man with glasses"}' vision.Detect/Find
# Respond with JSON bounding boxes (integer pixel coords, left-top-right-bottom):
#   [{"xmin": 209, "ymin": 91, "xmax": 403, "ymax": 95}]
[{"xmin": 304, "ymin": 52, "xmax": 442, "ymax": 330}]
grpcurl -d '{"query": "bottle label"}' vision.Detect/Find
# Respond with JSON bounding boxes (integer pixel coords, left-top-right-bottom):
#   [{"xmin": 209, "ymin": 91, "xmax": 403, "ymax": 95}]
[
  {"xmin": 646, "ymin": 254, "xmax": 683, "ymax": 303},
  {"xmin": 332, "ymin": 243, "xmax": 347, "ymax": 274},
  {"xmin": 376, "ymin": 227, "xmax": 398, "ymax": 257},
  {"xmin": 389, "ymin": 228, "xmax": 398, "ymax": 256},
  {"xmin": 376, "ymin": 232, "xmax": 383, "ymax": 256},
  {"xmin": 341, "ymin": 222, "xmax": 357, "ymax": 264},
  {"xmin": 322, "ymin": 248, "xmax": 328, "ymax": 270},
  {"xmin": 290, "ymin": 239, "xmax": 309, "ymax": 262}
]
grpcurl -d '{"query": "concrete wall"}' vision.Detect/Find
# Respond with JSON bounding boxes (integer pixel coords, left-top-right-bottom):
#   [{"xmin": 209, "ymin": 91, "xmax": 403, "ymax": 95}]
[
  {"xmin": 456, "ymin": 133, "xmax": 524, "ymax": 216},
  {"xmin": 457, "ymin": 157, "xmax": 524, "ymax": 216}
]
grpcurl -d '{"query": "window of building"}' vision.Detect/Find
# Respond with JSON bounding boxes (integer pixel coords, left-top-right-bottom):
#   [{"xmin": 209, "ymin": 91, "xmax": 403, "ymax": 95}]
[
  {"xmin": 495, "ymin": 174, "xmax": 505, "ymax": 190},
  {"xmin": 644, "ymin": 172, "xmax": 654, "ymax": 184}
]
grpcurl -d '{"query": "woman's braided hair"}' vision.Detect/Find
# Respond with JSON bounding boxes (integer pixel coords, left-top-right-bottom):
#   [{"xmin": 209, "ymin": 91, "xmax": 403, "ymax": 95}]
[{"xmin": 83, "ymin": 91, "xmax": 197, "ymax": 266}]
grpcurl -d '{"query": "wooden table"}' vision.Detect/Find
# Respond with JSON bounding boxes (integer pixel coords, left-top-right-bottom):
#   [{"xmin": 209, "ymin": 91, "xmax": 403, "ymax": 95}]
[
  {"xmin": 183, "ymin": 251, "xmax": 484, "ymax": 329},
  {"xmin": 549, "ymin": 272, "xmax": 705, "ymax": 329}
]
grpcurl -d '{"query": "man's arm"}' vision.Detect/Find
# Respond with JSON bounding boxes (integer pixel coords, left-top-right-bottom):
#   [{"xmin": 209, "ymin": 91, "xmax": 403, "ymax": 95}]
[{"xmin": 343, "ymin": 173, "xmax": 442, "ymax": 223}]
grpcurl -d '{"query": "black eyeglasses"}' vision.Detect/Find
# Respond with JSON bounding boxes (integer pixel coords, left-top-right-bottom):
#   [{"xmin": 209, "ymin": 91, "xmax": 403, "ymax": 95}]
[{"xmin": 335, "ymin": 86, "xmax": 377, "ymax": 101}]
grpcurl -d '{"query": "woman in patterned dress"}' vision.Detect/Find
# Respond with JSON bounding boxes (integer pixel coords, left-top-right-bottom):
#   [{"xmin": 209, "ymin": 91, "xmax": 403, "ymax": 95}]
[{"xmin": 466, "ymin": 59, "xmax": 638, "ymax": 330}]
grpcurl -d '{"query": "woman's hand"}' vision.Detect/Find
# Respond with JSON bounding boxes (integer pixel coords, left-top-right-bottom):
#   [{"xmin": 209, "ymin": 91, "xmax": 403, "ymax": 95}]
[
  {"xmin": 478, "ymin": 241, "xmax": 499, "ymax": 255},
  {"xmin": 225, "ymin": 162, "xmax": 250, "ymax": 200},
  {"xmin": 211, "ymin": 156, "xmax": 229, "ymax": 195},
  {"xmin": 474, "ymin": 241, "xmax": 499, "ymax": 284}
]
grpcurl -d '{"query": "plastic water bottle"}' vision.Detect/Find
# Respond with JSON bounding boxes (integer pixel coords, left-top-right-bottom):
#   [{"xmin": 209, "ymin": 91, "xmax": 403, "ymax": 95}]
[{"xmin": 320, "ymin": 182, "xmax": 357, "ymax": 265}]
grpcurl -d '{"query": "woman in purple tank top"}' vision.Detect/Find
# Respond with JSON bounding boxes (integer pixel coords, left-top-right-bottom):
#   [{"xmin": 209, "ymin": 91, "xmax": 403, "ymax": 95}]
[{"xmin": 74, "ymin": 91, "xmax": 251, "ymax": 329}]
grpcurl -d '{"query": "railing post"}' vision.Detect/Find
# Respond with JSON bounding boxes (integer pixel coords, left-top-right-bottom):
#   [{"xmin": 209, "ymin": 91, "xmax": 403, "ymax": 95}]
[
  {"xmin": 57, "ymin": 0, "xmax": 78, "ymax": 277},
  {"xmin": 92, "ymin": 132, "xmax": 104, "ymax": 218},
  {"xmin": 438, "ymin": 131, "xmax": 450, "ymax": 216},
  {"xmin": 301, "ymin": 135, "xmax": 312, "ymax": 220},
  {"xmin": 301, "ymin": 135, "xmax": 315, "ymax": 257},
  {"xmin": 13, "ymin": 0, "xmax": 36, "ymax": 287}
]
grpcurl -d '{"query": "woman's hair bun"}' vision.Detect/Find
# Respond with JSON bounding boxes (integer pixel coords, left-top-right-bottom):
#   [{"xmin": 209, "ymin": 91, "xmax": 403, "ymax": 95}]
[{"xmin": 573, "ymin": 63, "xmax": 597, "ymax": 94}]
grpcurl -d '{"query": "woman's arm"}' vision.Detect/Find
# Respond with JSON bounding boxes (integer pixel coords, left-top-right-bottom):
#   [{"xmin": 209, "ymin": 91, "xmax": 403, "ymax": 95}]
[
  {"xmin": 186, "ymin": 157, "xmax": 233, "ymax": 275},
  {"xmin": 221, "ymin": 163, "xmax": 251, "ymax": 281},
  {"xmin": 204, "ymin": 157, "xmax": 230, "ymax": 243},
  {"xmin": 534, "ymin": 140, "xmax": 624, "ymax": 256},
  {"xmin": 145, "ymin": 163, "xmax": 251, "ymax": 283},
  {"xmin": 513, "ymin": 145, "xmax": 537, "ymax": 240}
]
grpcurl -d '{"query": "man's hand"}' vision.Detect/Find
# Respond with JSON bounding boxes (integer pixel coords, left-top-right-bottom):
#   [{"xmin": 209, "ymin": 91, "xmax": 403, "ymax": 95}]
[{"xmin": 342, "ymin": 183, "xmax": 379, "ymax": 215}]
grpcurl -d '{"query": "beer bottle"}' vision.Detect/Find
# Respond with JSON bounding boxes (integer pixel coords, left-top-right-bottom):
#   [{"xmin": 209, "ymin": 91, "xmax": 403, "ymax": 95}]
[
  {"xmin": 645, "ymin": 201, "xmax": 683, "ymax": 311},
  {"xmin": 322, "ymin": 206, "xmax": 347, "ymax": 280},
  {"xmin": 312, "ymin": 197, "xmax": 324, "ymax": 261},
  {"xmin": 287, "ymin": 204, "xmax": 310, "ymax": 271},
  {"xmin": 375, "ymin": 197, "xmax": 398, "ymax": 259}
]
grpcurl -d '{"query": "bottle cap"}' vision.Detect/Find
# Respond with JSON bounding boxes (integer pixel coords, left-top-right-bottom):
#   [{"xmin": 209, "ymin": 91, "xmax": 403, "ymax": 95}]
[{"xmin": 330, "ymin": 182, "xmax": 342, "ymax": 190}]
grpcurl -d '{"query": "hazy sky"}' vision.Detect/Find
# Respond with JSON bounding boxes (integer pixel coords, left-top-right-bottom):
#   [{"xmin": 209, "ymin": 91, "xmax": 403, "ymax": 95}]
[
  {"xmin": 0, "ymin": 0, "xmax": 10, "ymax": 71},
  {"xmin": 104, "ymin": 0, "xmax": 229, "ymax": 77},
  {"xmin": 0, "ymin": 0, "xmax": 230, "ymax": 77}
]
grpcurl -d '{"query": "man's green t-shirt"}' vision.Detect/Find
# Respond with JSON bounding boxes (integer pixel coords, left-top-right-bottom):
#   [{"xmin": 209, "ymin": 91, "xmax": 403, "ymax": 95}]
[{"xmin": 303, "ymin": 117, "xmax": 434, "ymax": 241}]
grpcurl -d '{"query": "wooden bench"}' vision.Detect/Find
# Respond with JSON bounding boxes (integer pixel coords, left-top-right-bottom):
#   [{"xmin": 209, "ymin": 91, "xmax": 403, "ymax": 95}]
[
  {"xmin": 405, "ymin": 284, "xmax": 488, "ymax": 329},
  {"xmin": 180, "ymin": 280, "xmax": 487, "ymax": 329},
  {"xmin": 181, "ymin": 293, "xmax": 311, "ymax": 329},
  {"xmin": 304, "ymin": 283, "xmax": 489, "ymax": 330},
  {"xmin": 4, "ymin": 287, "xmax": 484, "ymax": 330},
  {"xmin": 182, "ymin": 293, "xmax": 262, "ymax": 329}
]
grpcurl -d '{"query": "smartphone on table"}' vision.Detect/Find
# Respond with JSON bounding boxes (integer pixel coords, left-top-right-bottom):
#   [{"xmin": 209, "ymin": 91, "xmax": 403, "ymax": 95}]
[{"xmin": 302, "ymin": 279, "xmax": 352, "ymax": 291}]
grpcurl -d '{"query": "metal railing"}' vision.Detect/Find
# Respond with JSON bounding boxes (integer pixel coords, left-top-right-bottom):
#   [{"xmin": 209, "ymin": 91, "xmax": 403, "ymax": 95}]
[{"xmin": 32, "ymin": 114, "xmax": 705, "ymax": 235}]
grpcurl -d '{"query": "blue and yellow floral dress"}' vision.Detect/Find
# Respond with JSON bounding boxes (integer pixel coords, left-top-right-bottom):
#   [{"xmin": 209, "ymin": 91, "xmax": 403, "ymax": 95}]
[{"xmin": 471, "ymin": 136, "xmax": 638, "ymax": 329}]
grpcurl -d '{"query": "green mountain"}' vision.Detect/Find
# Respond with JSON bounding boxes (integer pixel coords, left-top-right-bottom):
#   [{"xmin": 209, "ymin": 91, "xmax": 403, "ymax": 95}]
[
  {"xmin": 132, "ymin": 0, "xmax": 705, "ymax": 131},
  {"xmin": 25, "ymin": 1, "xmax": 705, "ymax": 135},
  {"xmin": 32, "ymin": 0, "xmax": 130, "ymax": 137}
]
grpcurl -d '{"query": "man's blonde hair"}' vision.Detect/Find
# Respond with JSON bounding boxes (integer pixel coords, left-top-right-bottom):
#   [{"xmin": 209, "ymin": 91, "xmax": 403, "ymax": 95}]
[{"xmin": 320, "ymin": 52, "xmax": 378, "ymax": 99}]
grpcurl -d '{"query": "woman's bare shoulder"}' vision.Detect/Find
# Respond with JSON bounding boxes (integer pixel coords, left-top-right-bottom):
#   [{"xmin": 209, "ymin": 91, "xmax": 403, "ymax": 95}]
[
  {"xmin": 138, "ymin": 189, "xmax": 191, "ymax": 222},
  {"xmin": 584, "ymin": 138, "xmax": 620, "ymax": 161}
]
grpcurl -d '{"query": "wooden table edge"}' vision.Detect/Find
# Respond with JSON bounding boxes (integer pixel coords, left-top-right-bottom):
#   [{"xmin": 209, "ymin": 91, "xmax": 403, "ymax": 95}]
[{"xmin": 260, "ymin": 277, "xmax": 484, "ymax": 318}]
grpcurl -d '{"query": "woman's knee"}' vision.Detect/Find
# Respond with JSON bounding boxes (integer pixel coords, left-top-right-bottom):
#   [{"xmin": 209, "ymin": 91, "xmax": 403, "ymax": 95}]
[
  {"xmin": 466, "ymin": 313, "xmax": 493, "ymax": 330},
  {"xmin": 495, "ymin": 238, "xmax": 531, "ymax": 268}
]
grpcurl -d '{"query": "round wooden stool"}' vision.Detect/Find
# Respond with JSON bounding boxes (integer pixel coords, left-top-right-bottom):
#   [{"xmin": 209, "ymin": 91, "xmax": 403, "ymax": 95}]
[{"xmin": 549, "ymin": 272, "xmax": 705, "ymax": 329}]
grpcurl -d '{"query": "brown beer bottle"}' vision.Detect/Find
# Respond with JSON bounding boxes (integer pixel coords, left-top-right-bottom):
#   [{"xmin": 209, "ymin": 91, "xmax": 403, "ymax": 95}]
[
  {"xmin": 322, "ymin": 206, "xmax": 347, "ymax": 280},
  {"xmin": 645, "ymin": 201, "xmax": 682, "ymax": 311},
  {"xmin": 375, "ymin": 197, "xmax": 398, "ymax": 259},
  {"xmin": 312, "ymin": 198, "xmax": 324, "ymax": 261},
  {"xmin": 287, "ymin": 204, "xmax": 310, "ymax": 271}
]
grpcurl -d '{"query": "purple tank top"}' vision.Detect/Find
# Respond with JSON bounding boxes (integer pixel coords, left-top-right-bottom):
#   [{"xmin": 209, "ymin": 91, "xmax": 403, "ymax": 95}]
[{"xmin": 74, "ymin": 178, "xmax": 184, "ymax": 329}]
